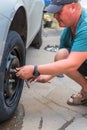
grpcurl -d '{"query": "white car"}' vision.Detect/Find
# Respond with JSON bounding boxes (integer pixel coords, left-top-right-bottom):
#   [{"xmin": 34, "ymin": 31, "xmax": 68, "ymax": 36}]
[{"xmin": 0, "ymin": 0, "xmax": 44, "ymax": 122}]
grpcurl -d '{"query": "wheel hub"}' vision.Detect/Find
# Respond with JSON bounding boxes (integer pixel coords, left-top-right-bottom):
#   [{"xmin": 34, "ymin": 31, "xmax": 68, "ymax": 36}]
[{"xmin": 4, "ymin": 54, "xmax": 20, "ymax": 97}]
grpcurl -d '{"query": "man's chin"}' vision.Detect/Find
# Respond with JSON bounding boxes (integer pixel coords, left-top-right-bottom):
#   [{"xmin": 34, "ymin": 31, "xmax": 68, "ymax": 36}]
[
  {"xmin": 58, "ymin": 22, "xmax": 65, "ymax": 27},
  {"xmin": 59, "ymin": 24, "xmax": 65, "ymax": 27}
]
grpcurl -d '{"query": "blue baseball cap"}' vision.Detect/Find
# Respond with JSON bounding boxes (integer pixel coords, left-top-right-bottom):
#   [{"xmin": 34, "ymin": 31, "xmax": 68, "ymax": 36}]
[{"xmin": 45, "ymin": 0, "xmax": 78, "ymax": 13}]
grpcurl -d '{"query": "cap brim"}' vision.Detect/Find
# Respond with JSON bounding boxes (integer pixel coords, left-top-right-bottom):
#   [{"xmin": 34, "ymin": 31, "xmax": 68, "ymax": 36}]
[{"xmin": 44, "ymin": 4, "xmax": 63, "ymax": 13}]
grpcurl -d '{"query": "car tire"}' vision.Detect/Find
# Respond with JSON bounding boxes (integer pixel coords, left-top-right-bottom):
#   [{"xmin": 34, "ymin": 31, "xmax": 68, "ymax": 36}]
[
  {"xmin": 30, "ymin": 23, "xmax": 42, "ymax": 49},
  {"xmin": 0, "ymin": 31, "xmax": 25, "ymax": 122}
]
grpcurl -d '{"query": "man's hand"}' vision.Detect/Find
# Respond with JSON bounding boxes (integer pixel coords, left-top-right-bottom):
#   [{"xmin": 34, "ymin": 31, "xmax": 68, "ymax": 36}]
[{"xmin": 16, "ymin": 65, "xmax": 34, "ymax": 79}]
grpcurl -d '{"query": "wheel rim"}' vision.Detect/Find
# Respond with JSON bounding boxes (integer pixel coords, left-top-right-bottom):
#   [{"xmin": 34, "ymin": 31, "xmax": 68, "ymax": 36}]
[{"xmin": 4, "ymin": 49, "xmax": 21, "ymax": 106}]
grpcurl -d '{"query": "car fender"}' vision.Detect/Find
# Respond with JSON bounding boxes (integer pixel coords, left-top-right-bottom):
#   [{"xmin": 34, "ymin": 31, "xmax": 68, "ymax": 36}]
[
  {"xmin": 0, "ymin": 0, "xmax": 24, "ymax": 19},
  {"xmin": 0, "ymin": 0, "xmax": 26, "ymax": 64}
]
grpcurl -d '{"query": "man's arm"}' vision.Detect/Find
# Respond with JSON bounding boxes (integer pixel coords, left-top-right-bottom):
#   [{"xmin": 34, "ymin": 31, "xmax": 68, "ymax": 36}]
[
  {"xmin": 16, "ymin": 51, "xmax": 87, "ymax": 79},
  {"xmin": 38, "ymin": 52, "xmax": 87, "ymax": 75}
]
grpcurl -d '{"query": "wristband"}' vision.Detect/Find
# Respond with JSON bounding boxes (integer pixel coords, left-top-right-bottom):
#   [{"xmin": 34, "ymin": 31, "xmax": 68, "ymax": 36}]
[{"xmin": 33, "ymin": 65, "xmax": 40, "ymax": 76}]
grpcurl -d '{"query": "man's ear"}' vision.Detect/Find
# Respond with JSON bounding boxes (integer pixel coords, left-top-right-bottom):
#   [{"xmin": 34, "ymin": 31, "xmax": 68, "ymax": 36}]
[
  {"xmin": 71, "ymin": 3, "xmax": 77, "ymax": 9},
  {"xmin": 71, "ymin": 3, "xmax": 76, "ymax": 12}
]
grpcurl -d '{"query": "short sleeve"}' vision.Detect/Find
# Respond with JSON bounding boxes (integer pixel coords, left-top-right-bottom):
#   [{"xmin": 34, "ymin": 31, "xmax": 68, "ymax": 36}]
[{"xmin": 71, "ymin": 23, "xmax": 87, "ymax": 52}]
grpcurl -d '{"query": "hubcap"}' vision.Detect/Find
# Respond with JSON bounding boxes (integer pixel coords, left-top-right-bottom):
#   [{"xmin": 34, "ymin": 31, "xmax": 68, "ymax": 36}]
[{"xmin": 4, "ymin": 53, "xmax": 20, "ymax": 99}]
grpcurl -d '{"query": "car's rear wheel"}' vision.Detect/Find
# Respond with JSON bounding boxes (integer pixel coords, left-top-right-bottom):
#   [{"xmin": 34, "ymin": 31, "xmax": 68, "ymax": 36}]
[
  {"xmin": 0, "ymin": 31, "xmax": 25, "ymax": 122},
  {"xmin": 30, "ymin": 23, "xmax": 42, "ymax": 49}
]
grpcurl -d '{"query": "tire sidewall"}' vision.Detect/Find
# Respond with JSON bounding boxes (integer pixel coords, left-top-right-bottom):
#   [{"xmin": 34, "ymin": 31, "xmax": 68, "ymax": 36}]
[{"xmin": 0, "ymin": 31, "xmax": 25, "ymax": 122}]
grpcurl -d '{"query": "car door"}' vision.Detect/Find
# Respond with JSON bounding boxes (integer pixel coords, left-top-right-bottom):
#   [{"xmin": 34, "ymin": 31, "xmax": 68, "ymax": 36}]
[{"xmin": 23, "ymin": 0, "xmax": 44, "ymax": 46}]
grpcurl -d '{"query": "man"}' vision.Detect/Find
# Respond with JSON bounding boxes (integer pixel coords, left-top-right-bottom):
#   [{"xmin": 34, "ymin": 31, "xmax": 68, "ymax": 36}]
[{"xmin": 16, "ymin": 0, "xmax": 87, "ymax": 105}]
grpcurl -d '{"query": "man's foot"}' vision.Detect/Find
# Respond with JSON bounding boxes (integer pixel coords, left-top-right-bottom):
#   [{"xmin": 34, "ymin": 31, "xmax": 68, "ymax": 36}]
[{"xmin": 67, "ymin": 89, "xmax": 87, "ymax": 106}]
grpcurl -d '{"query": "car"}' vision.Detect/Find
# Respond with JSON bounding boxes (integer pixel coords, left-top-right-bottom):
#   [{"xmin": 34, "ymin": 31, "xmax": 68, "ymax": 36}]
[{"xmin": 0, "ymin": 0, "xmax": 44, "ymax": 122}]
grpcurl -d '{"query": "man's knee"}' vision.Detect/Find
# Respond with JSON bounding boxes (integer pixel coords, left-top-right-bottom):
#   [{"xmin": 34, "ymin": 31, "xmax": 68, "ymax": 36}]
[{"xmin": 54, "ymin": 48, "xmax": 69, "ymax": 61}]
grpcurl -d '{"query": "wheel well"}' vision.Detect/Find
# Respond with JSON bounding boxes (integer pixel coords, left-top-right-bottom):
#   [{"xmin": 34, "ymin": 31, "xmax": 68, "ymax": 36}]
[{"xmin": 10, "ymin": 7, "xmax": 27, "ymax": 45}]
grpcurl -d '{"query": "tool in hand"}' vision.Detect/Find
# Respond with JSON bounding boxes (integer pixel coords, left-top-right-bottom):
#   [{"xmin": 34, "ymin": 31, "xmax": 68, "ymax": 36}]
[
  {"xmin": 10, "ymin": 69, "xmax": 30, "ymax": 88},
  {"xmin": 24, "ymin": 79, "xmax": 30, "ymax": 88}
]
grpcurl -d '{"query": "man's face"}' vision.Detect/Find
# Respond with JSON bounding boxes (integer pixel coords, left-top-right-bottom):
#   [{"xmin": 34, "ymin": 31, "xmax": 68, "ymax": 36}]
[{"xmin": 54, "ymin": 4, "xmax": 75, "ymax": 27}]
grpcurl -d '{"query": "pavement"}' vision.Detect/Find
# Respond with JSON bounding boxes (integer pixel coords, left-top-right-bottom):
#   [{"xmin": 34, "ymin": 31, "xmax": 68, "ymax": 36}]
[{"xmin": 21, "ymin": 28, "xmax": 87, "ymax": 130}]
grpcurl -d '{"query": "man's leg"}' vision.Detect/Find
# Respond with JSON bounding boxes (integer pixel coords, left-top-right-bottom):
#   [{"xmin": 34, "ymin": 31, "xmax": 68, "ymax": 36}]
[
  {"xmin": 54, "ymin": 48, "xmax": 87, "ymax": 91},
  {"xmin": 54, "ymin": 48, "xmax": 87, "ymax": 105},
  {"xmin": 54, "ymin": 48, "xmax": 69, "ymax": 61},
  {"xmin": 66, "ymin": 70, "xmax": 87, "ymax": 104},
  {"xmin": 54, "ymin": 48, "xmax": 69, "ymax": 77},
  {"xmin": 66, "ymin": 71, "xmax": 87, "ymax": 92}
]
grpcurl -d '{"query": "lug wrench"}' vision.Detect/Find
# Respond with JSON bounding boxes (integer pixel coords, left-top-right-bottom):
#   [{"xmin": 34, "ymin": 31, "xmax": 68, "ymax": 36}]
[{"xmin": 10, "ymin": 69, "xmax": 30, "ymax": 88}]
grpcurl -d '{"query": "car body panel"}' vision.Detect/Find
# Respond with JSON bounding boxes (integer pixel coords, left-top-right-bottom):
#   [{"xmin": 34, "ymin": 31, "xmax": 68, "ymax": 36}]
[
  {"xmin": 0, "ymin": 0, "xmax": 44, "ymax": 63},
  {"xmin": 0, "ymin": 0, "xmax": 18, "ymax": 18},
  {"xmin": 24, "ymin": 0, "xmax": 44, "ymax": 48},
  {"xmin": 0, "ymin": 15, "xmax": 10, "ymax": 63}
]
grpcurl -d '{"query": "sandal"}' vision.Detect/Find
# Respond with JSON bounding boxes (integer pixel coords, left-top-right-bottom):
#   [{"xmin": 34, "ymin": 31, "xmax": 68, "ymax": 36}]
[{"xmin": 67, "ymin": 89, "xmax": 87, "ymax": 106}]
